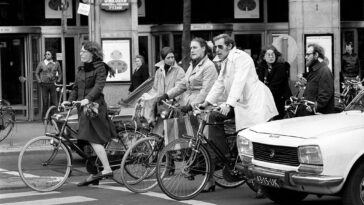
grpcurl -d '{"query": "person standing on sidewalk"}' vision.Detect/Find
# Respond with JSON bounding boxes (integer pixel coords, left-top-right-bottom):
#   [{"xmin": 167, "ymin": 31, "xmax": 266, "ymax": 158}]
[
  {"xmin": 297, "ymin": 43, "xmax": 334, "ymax": 116},
  {"xmin": 62, "ymin": 41, "xmax": 117, "ymax": 186},
  {"xmin": 36, "ymin": 50, "xmax": 62, "ymax": 118}
]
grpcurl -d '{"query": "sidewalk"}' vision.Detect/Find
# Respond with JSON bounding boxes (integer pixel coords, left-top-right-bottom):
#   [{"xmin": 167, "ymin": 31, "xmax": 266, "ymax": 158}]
[{"xmin": 0, "ymin": 120, "xmax": 44, "ymax": 153}]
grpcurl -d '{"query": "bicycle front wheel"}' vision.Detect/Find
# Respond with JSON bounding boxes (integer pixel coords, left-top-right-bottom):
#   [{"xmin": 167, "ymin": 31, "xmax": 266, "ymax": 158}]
[
  {"xmin": 44, "ymin": 106, "xmax": 59, "ymax": 135},
  {"xmin": 18, "ymin": 136, "xmax": 72, "ymax": 192},
  {"xmin": 120, "ymin": 136, "xmax": 161, "ymax": 193},
  {"xmin": 156, "ymin": 138, "xmax": 211, "ymax": 201},
  {"xmin": 0, "ymin": 107, "xmax": 15, "ymax": 143}
]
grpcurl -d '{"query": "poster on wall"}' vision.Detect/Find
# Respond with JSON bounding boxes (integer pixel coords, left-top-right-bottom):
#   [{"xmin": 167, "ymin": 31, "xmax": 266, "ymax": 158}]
[
  {"xmin": 102, "ymin": 38, "xmax": 132, "ymax": 83},
  {"xmin": 45, "ymin": 0, "xmax": 73, "ymax": 19},
  {"xmin": 234, "ymin": 0, "xmax": 259, "ymax": 19},
  {"xmin": 138, "ymin": 0, "xmax": 145, "ymax": 17},
  {"xmin": 304, "ymin": 34, "xmax": 334, "ymax": 73}
]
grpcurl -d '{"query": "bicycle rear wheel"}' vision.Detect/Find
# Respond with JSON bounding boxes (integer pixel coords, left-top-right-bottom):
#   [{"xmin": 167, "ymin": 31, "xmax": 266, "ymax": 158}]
[
  {"xmin": 18, "ymin": 136, "xmax": 72, "ymax": 192},
  {"xmin": 156, "ymin": 138, "xmax": 211, "ymax": 201},
  {"xmin": 120, "ymin": 136, "xmax": 161, "ymax": 192},
  {"xmin": 0, "ymin": 107, "xmax": 15, "ymax": 143}
]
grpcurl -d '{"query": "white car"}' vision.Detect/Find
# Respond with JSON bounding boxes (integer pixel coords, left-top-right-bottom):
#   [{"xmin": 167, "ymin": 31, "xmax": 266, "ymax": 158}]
[{"xmin": 237, "ymin": 90, "xmax": 364, "ymax": 205}]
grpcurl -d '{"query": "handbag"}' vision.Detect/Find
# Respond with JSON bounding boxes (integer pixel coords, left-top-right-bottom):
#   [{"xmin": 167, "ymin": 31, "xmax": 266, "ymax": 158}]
[{"xmin": 163, "ymin": 114, "xmax": 199, "ymax": 146}]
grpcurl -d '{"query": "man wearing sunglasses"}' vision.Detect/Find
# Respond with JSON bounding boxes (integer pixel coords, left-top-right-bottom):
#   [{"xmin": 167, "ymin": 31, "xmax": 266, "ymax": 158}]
[{"xmin": 35, "ymin": 50, "xmax": 62, "ymax": 118}]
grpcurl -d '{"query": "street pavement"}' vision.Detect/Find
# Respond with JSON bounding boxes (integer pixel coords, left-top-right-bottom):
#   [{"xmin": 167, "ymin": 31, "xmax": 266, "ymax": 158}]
[{"xmin": 0, "ymin": 120, "xmax": 45, "ymax": 190}]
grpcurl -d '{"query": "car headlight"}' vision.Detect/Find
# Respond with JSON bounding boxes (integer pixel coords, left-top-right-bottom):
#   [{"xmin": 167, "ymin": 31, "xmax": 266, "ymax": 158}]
[
  {"xmin": 237, "ymin": 134, "xmax": 253, "ymax": 157},
  {"xmin": 298, "ymin": 145, "xmax": 323, "ymax": 165}
]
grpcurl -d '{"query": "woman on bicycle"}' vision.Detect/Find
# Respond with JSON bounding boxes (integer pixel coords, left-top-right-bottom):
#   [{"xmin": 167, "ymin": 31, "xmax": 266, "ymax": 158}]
[
  {"xmin": 62, "ymin": 41, "xmax": 117, "ymax": 186},
  {"xmin": 139, "ymin": 47, "xmax": 185, "ymax": 132},
  {"xmin": 158, "ymin": 37, "xmax": 220, "ymax": 193},
  {"xmin": 256, "ymin": 45, "xmax": 292, "ymax": 119},
  {"xmin": 158, "ymin": 37, "xmax": 218, "ymax": 112}
]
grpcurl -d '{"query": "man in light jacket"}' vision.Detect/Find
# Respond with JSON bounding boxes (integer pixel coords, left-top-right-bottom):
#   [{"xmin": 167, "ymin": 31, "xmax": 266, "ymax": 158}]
[{"xmin": 200, "ymin": 34, "xmax": 278, "ymax": 131}]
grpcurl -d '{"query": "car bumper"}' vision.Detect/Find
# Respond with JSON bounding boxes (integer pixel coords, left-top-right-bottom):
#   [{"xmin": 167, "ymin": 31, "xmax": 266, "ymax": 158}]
[{"xmin": 238, "ymin": 163, "xmax": 344, "ymax": 195}]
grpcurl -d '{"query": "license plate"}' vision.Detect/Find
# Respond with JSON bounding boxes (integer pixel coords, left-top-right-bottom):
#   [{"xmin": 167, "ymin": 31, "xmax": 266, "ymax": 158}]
[{"xmin": 255, "ymin": 175, "xmax": 280, "ymax": 188}]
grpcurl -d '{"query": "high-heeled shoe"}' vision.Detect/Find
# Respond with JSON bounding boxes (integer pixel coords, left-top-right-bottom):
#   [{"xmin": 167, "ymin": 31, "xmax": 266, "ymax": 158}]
[
  {"xmin": 201, "ymin": 181, "xmax": 216, "ymax": 193},
  {"xmin": 77, "ymin": 178, "xmax": 99, "ymax": 187}
]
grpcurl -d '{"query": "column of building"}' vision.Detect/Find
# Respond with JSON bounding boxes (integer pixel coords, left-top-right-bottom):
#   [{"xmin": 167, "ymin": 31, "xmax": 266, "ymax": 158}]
[{"xmin": 289, "ymin": 0, "xmax": 341, "ymax": 93}]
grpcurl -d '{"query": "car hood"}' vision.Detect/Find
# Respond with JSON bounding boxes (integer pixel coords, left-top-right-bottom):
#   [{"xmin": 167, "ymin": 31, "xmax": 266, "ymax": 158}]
[{"xmin": 250, "ymin": 111, "xmax": 364, "ymax": 139}]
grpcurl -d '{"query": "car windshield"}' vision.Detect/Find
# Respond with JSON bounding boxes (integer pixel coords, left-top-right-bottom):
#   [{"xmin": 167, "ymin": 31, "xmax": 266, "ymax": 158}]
[{"xmin": 345, "ymin": 90, "xmax": 364, "ymax": 111}]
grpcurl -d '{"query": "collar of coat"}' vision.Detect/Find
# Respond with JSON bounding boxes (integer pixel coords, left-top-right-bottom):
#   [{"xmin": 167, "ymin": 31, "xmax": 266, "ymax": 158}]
[
  {"xmin": 156, "ymin": 61, "xmax": 180, "ymax": 77},
  {"xmin": 190, "ymin": 55, "xmax": 209, "ymax": 67},
  {"xmin": 309, "ymin": 59, "xmax": 326, "ymax": 72},
  {"xmin": 212, "ymin": 47, "xmax": 243, "ymax": 63}
]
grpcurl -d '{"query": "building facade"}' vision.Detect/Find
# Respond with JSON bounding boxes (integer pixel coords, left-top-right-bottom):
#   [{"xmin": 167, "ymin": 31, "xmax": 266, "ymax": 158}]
[{"xmin": 0, "ymin": 0, "xmax": 363, "ymax": 120}]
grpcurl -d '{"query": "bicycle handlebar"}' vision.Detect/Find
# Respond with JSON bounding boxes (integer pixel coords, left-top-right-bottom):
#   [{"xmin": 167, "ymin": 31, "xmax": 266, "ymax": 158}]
[
  {"xmin": 161, "ymin": 100, "xmax": 178, "ymax": 109},
  {"xmin": 54, "ymin": 82, "xmax": 74, "ymax": 87},
  {"xmin": 62, "ymin": 101, "xmax": 81, "ymax": 110}
]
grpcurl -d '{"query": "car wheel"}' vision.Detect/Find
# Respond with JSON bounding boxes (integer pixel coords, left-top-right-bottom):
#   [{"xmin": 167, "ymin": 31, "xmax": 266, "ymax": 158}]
[
  {"xmin": 343, "ymin": 162, "xmax": 364, "ymax": 205},
  {"xmin": 261, "ymin": 186, "xmax": 307, "ymax": 204}
]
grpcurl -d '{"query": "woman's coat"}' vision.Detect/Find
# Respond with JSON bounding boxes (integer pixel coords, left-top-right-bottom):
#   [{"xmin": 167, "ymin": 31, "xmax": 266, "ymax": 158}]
[{"xmin": 167, "ymin": 55, "xmax": 218, "ymax": 106}]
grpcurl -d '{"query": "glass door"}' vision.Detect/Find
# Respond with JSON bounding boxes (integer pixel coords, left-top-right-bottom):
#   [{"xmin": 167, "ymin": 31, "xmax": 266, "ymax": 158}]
[
  {"xmin": 234, "ymin": 33, "xmax": 263, "ymax": 66},
  {"xmin": 0, "ymin": 36, "xmax": 27, "ymax": 119}
]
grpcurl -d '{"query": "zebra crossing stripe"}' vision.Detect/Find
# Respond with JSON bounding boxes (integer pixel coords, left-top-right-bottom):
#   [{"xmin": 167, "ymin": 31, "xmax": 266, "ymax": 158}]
[
  {"xmin": 0, "ymin": 196, "xmax": 96, "ymax": 205},
  {"xmin": 0, "ymin": 191, "xmax": 59, "ymax": 199},
  {"xmin": 95, "ymin": 184, "xmax": 216, "ymax": 205}
]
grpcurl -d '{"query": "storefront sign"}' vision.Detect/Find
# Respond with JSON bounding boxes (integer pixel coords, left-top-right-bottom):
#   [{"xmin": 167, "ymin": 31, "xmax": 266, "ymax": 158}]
[{"xmin": 101, "ymin": 0, "xmax": 129, "ymax": 12}]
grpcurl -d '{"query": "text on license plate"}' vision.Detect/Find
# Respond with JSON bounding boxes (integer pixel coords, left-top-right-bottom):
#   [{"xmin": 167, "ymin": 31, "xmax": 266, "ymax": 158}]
[{"xmin": 255, "ymin": 175, "xmax": 280, "ymax": 188}]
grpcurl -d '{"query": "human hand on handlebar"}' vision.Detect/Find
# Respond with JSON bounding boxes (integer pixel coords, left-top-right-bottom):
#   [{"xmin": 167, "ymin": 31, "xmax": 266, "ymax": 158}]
[
  {"xmin": 305, "ymin": 101, "xmax": 317, "ymax": 113},
  {"xmin": 61, "ymin": 101, "xmax": 71, "ymax": 107},
  {"xmin": 197, "ymin": 101, "xmax": 210, "ymax": 110},
  {"xmin": 80, "ymin": 99, "xmax": 90, "ymax": 107},
  {"xmin": 219, "ymin": 103, "xmax": 232, "ymax": 116},
  {"xmin": 157, "ymin": 93, "xmax": 169, "ymax": 105}
]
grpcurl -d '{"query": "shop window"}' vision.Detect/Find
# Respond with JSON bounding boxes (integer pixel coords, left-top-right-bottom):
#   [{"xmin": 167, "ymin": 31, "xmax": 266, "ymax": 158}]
[
  {"xmin": 341, "ymin": 0, "xmax": 364, "ymax": 21},
  {"xmin": 138, "ymin": 36, "xmax": 149, "ymax": 65},
  {"xmin": 0, "ymin": 0, "xmax": 77, "ymax": 26},
  {"xmin": 267, "ymin": 0, "xmax": 288, "ymax": 22}
]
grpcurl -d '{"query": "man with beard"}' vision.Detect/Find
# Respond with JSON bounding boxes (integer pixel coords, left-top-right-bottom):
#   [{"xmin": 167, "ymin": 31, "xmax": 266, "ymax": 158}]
[{"xmin": 297, "ymin": 43, "xmax": 334, "ymax": 115}]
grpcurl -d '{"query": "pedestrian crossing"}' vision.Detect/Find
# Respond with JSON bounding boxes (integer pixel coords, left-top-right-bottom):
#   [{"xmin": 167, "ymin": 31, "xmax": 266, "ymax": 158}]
[
  {"xmin": 0, "ymin": 182, "xmax": 218, "ymax": 205},
  {"xmin": 0, "ymin": 191, "xmax": 97, "ymax": 205}
]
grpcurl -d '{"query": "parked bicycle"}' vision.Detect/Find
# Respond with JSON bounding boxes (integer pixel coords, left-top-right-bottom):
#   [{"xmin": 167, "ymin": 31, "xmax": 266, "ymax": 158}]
[
  {"xmin": 336, "ymin": 78, "xmax": 364, "ymax": 111},
  {"xmin": 44, "ymin": 82, "xmax": 74, "ymax": 134},
  {"xmin": 283, "ymin": 96, "xmax": 317, "ymax": 118},
  {"xmin": 0, "ymin": 99, "xmax": 15, "ymax": 143},
  {"xmin": 18, "ymin": 102, "xmax": 142, "ymax": 192},
  {"xmin": 155, "ymin": 106, "xmax": 252, "ymax": 200}
]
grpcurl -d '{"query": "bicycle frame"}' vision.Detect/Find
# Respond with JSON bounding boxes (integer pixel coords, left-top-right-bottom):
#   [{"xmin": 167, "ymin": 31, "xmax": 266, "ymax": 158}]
[{"xmin": 183, "ymin": 112, "xmax": 237, "ymax": 169}]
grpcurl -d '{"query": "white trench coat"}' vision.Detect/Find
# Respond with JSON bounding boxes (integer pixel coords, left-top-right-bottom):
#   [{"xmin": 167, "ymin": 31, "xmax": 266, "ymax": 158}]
[{"xmin": 206, "ymin": 48, "xmax": 278, "ymax": 131}]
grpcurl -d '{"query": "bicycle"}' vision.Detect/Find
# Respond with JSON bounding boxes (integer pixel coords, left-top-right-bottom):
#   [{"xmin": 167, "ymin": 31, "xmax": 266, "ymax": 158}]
[
  {"xmin": 283, "ymin": 96, "xmax": 317, "ymax": 118},
  {"xmin": 0, "ymin": 99, "xmax": 15, "ymax": 143},
  {"xmin": 155, "ymin": 106, "xmax": 249, "ymax": 200},
  {"xmin": 119, "ymin": 100, "xmax": 179, "ymax": 193},
  {"xmin": 44, "ymin": 82, "xmax": 74, "ymax": 134},
  {"xmin": 18, "ymin": 102, "xmax": 142, "ymax": 192},
  {"xmin": 336, "ymin": 78, "xmax": 364, "ymax": 111}
]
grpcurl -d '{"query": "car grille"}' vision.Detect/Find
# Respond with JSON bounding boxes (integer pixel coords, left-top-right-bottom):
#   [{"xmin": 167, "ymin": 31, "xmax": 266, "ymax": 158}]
[{"xmin": 253, "ymin": 142, "xmax": 299, "ymax": 166}]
